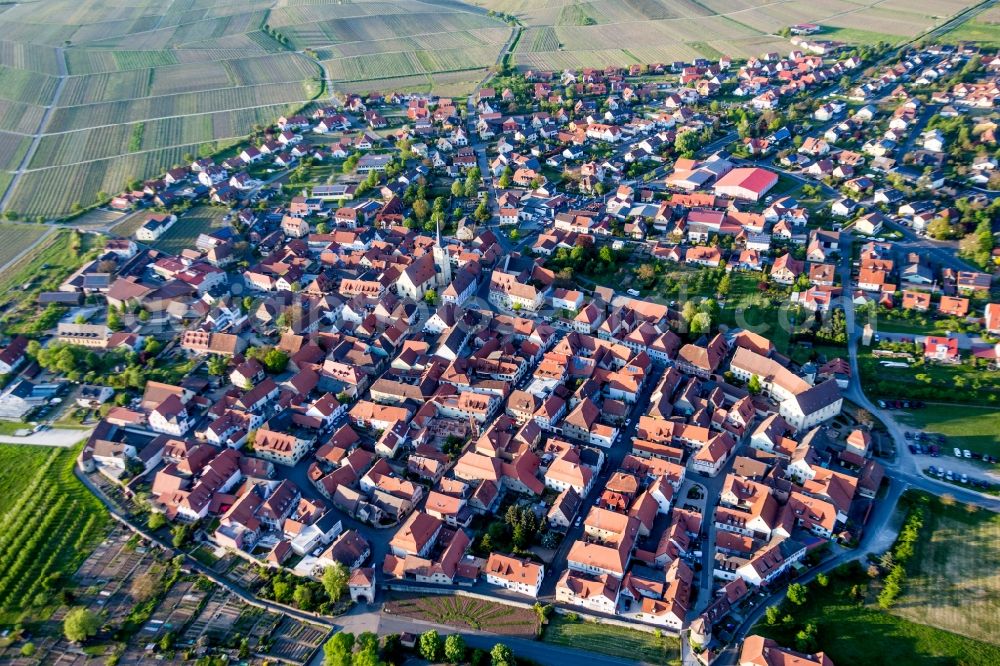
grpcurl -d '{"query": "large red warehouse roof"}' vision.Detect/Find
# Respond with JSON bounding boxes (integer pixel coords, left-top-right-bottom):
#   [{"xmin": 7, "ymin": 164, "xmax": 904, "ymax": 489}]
[{"xmin": 714, "ymin": 167, "xmax": 778, "ymax": 195}]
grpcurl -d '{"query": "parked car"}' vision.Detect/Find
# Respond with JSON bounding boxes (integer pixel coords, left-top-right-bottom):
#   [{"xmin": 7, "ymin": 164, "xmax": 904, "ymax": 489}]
[
  {"xmin": 904, "ymin": 431, "xmax": 913, "ymax": 440},
  {"xmin": 961, "ymin": 474, "xmax": 969, "ymax": 484},
  {"xmin": 964, "ymin": 449, "xmax": 972, "ymax": 459},
  {"xmin": 908, "ymin": 444, "xmax": 918, "ymax": 454},
  {"xmin": 945, "ymin": 471, "xmax": 954, "ymax": 480},
  {"xmin": 954, "ymin": 447, "xmax": 963, "ymax": 457}
]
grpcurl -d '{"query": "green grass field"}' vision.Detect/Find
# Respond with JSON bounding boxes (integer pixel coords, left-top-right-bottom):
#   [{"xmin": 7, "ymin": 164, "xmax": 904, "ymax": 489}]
[
  {"xmin": 0, "ymin": 229, "xmax": 101, "ymax": 334},
  {"xmin": 893, "ymin": 496, "xmax": 1000, "ymax": 643},
  {"xmin": 151, "ymin": 206, "xmax": 229, "ymax": 254},
  {"xmin": 896, "ymin": 404, "xmax": 1000, "ymax": 458},
  {"xmin": 859, "ymin": 348, "xmax": 1000, "ymax": 407},
  {"xmin": 544, "ymin": 616, "xmax": 680, "ymax": 665},
  {"xmin": 939, "ymin": 20, "xmax": 1000, "ymax": 48},
  {"xmin": 0, "ymin": 444, "xmax": 109, "ymax": 623},
  {"xmin": 754, "ymin": 559, "xmax": 1000, "ymax": 665}
]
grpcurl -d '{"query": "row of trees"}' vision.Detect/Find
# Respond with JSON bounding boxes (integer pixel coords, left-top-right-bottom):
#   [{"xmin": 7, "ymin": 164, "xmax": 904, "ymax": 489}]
[
  {"xmin": 324, "ymin": 630, "xmax": 516, "ymax": 666},
  {"xmin": 874, "ymin": 499, "xmax": 927, "ymax": 609}
]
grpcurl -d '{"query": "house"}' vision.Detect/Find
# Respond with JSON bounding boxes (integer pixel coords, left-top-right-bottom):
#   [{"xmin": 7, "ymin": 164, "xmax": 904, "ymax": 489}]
[
  {"xmin": 136, "ymin": 214, "xmax": 177, "ymax": 242},
  {"xmin": 739, "ymin": 635, "xmax": 834, "ymax": 666},
  {"xmin": 901, "ymin": 290, "xmax": 930, "ymax": 312},
  {"xmin": 938, "ymin": 296, "xmax": 969, "ymax": 317},
  {"xmin": 985, "ymin": 303, "xmax": 1000, "ymax": 334},
  {"xmin": 389, "ymin": 511, "xmax": 442, "ymax": 557},
  {"xmin": 0, "ymin": 336, "xmax": 29, "ymax": 375},
  {"xmin": 854, "ymin": 213, "xmax": 884, "ymax": 236},
  {"xmin": 770, "ymin": 253, "xmax": 804, "ymax": 285},
  {"xmin": 556, "ymin": 570, "xmax": 620, "ymax": 615},
  {"xmin": 924, "ymin": 336, "xmax": 959, "ymax": 362},
  {"xmin": 484, "ymin": 553, "xmax": 544, "ymax": 597}
]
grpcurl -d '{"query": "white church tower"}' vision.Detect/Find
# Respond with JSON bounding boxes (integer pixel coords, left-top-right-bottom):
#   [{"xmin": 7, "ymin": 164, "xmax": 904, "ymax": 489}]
[{"xmin": 434, "ymin": 220, "xmax": 452, "ymax": 287}]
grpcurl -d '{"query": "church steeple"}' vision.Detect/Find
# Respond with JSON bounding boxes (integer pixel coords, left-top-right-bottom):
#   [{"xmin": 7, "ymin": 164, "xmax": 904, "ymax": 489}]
[{"xmin": 434, "ymin": 219, "xmax": 452, "ymax": 287}]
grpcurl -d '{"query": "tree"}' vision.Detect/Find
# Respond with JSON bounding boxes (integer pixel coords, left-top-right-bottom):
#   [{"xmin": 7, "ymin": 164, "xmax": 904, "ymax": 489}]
[
  {"xmin": 451, "ymin": 179, "xmax": 464, "ymax": 197},
  {"xmin": 323, "ymin": 632, "xmax": 355, "ymax": 666},
  {"xmin": 690, "ymin": 311, "xmax": 712, "ymax": 334},
  {"xmin": 764, "ymin": 605, "xmax": 782, "ymax": 625},
  {"xmin": 445, "ymin": 634, "xmax": 467, "ymax": 663},
  {"xmin": 272, "ymin": 579, "xmax": 292, "ymax": 603},
  {"xmin": 322, "ymin": 563, "xmax": 349, "ymax": 602},
  {"xmin": 786, "ymin": 582, "xmax": 808, "ymax": 606},
  {"xmin": 636, "ymin": 263, "xmax": 656, "ymax": 284},
  {"xmin": 354, "ymin": 632, "xmax": 382, "ymax": 666},
  {"xmin": 207, "ymin": 354, "xmax": 229, "ymax": 376},
  {"xmin": 419, "ymin": 630, "xmax": 441, "ymax": 661},
  {"xmin": 491, "ymin": 642, "xmax": 515, "ymax": 666},
  {"xmin": 681, "ymin": 300, "xmax": 698, "ymax": 323},
  {"xmin": 926, "ymin": 216, "xmax": 956, "ymax": 240},
  {"xmin": 293, "ymin": 584, "xmax": 314, "ymax": 610},
  {"xmin": 262, "ymin": 348, "xmax": 289, "ymax": 373},
  {"xmin": 147, "ymin": 512, "xmax": 167, "ymax": 530},
  {"xmin": 424, "ymin": 289, "xmax": 438, "ymax": 305},
  {"xmin": 717, "ymin": 273, "xmax": 731, "ymax": 296},
  {"xmin": 498, "ymin": 165, "xmax": 513, "ymax": 188},
  {"xmin": 598, "ymin": 246, "xmax": 614, "ymax": 263},
  {"xmin": 64, "ymin": 607, "xmax": 101, "ymax": 643},
  {"xmin": 413, "ymin": 198, "xmax": 430, "ymax": 221},
  {"xmin": 816, "ymin": 572, "xmax": 829, "ymax": 587},
  {"xmin": 795, "ymin": 622, "xmax": 818, "ymax": 653},
  {"xmin": 747, "ymin": 374, "xmax": 762, "ymax": 395},
  {"xmin": 171, "ymin": 523, "xmax": 191, "ymax": 549}
]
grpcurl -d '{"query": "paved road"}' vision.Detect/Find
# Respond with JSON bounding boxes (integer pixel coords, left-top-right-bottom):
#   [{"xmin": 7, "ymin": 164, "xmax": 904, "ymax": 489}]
[
  {"xmin": 839, "ymin": 245, "xmax": 1000, "ymax": 511},
  {"xmin": 0, "ymin": 426, "xmax": 92, "ymax": 447},
  {"xmin": 538, "ymin": 364, "xmax": 665, "ymax": 598}
]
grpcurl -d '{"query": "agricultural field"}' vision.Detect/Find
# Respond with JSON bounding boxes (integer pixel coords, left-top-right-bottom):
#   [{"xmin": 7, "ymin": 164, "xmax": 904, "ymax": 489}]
[
  {"xmin": 543, "ymin": 615, "xmax": 681, "ymax": 665},
  {"xmin": 468, "ymin": 0, "xmax": 986, "ymax": 69},
  {"xmin": 0, "ymin": 0, "xmax": 988, "ymax": 218},
  {"xmin": 0, "ymin": 444, "xmax": 109, "ymax": 624},
  {"xmin": 0, "ymin": 131, "xmax": 30, "ymax": 171},
  {"xmin": 0, "ymin": 1, "xmax": 323, "ymax": 219},
  {"xmin": 893, "ymin": 496, "xmax": 1000, "ymax": 644},
  {"xmin": 384, "ymin": 594, "xmax": 541, "ymax": 636},
  {"xmin": 0, "ymin": 222, "xmax": 48, "ymax": 272}
]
